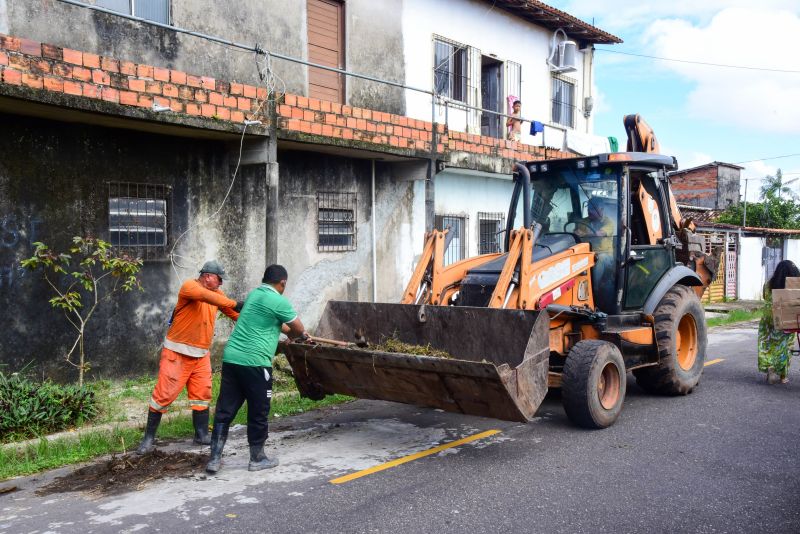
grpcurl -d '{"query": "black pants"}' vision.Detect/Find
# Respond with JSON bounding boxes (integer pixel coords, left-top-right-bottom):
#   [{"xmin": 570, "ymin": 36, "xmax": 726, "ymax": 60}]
[{"xmin": 214, "ymin": 362, "xmax": 273, "ymax": 447}]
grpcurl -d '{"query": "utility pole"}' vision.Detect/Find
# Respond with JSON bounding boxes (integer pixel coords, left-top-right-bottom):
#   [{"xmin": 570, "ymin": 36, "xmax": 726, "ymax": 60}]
[{"xmin": 742, "ymin": 179, "xmax": 748, "ymax": 227}]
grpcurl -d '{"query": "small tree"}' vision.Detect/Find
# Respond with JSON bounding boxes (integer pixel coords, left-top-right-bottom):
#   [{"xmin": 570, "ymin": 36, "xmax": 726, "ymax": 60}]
[
  {"xmin": 21, "ymin": 237, "xmax": 143, "ymax": 386},
  {"xmin": 716, "ymin": 170, "xmax": 800, "ymax": 230}
]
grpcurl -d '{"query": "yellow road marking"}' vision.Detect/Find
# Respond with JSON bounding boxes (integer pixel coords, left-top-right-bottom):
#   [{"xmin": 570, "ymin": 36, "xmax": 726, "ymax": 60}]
[
  {"xmin": 329, "ymin": 429, "xmax": 501, "ymax": 484},
  {"xmin": 704, "ymin": 358, "xmax": 724, "ymax": 366}
]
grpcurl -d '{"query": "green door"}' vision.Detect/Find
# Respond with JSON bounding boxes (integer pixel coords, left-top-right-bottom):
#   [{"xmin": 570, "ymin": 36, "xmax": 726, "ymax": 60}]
[{"xmin": 623, "ymin": 246, "xmax": 673, "ymax": 310}]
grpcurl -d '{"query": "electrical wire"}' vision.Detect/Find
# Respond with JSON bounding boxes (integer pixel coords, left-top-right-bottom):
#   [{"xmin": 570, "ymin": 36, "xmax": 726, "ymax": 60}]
[
  {"xmin": 595, "ymin": 47, "xmax": 800, "ymax": 74},
  {"xmin": 168, "ymin": 47, "xmax": 282, "ymax": 279},
  {"xmin": 734, "ymin": 153, "xmax": 800, "ymax": 165}
]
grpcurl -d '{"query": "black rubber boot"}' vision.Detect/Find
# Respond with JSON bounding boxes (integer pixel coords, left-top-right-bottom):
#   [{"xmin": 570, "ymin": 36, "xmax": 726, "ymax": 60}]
[
  {"xmin": 205, "ymin": 423, "xmax": 228, "ymax": 474},
  {"xmin": 192, "ymin": 409, "xmax": 211, "ymax": 445},
  {"xmin": 248, "ymin": 444, "xmax": 279, "ymax": 472},
  {"xmin": 135, "ymin": 410, "xmax": 162, "ymax": 455}
]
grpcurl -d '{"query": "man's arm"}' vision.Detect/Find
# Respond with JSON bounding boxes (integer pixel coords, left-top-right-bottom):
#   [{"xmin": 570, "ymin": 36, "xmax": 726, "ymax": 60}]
[
  {"xmin": 283, "ymin": 317, "xmax": 307, "ymax": 339},
  {"xmin": 179, "ymin": 281, "xmax": 237, "ymax": 309}
]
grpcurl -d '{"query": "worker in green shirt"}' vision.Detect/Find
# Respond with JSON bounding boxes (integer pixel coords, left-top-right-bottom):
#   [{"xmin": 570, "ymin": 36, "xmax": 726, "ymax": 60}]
[{"xmin": 206, "ymin": 264, "xmax": 307, "ymax": 474}]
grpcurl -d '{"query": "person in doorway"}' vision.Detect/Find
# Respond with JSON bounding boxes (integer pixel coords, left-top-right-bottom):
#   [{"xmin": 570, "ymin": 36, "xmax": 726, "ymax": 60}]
[
  {"xmin": 206, "ymin": 264, "xmax": 307, "ymax": 474},
  {"xmin": 136, "ymin": 260, "xmax": 242, "ymax": 455},
  {"xmin": 758, "ymin": 259, "xmax": 800, "ymax": 384},
  {"xmin": 572, "ymin": 197, "xmax": 616, "ymax": 312},
  {"xmin": 506, "ymin": 100, "xmax": 522, "ymax": 142}
]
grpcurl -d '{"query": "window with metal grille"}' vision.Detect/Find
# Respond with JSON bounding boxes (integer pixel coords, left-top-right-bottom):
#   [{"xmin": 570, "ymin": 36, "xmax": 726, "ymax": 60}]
[
  {"xmin": 93, "ymin": 0, "xmax": 170, "ymax": 24},
  {"xmin": 434, "ymin": 37, "xmax": 468, "ymax": 102},
  {"xmin": 435, "ymin": 214, "xmax": 468, "ymax": 266},
  {"xmin": 478, "ymin": 212, "xmax": 505, "ymax": 254},
  {"xmin": 551, "ymin": 75, "xmax": 576, "ymax": 128},
  {"xmin": 317, "ymin": 192, "xmax": 357, "ymax": 252},
  {"xmin": 108, "ymin": 182, "xmax": 171, "ymax": 261}
]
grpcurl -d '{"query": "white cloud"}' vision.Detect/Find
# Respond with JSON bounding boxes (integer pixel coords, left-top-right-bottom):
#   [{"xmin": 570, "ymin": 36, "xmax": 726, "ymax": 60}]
[
  {"xmin": 555, "ymin": 0, "xmax": 798, "ymax": 35},
  {"xmin": 641, "ymin": 8, "xmax": 800, "ymax": 134}
]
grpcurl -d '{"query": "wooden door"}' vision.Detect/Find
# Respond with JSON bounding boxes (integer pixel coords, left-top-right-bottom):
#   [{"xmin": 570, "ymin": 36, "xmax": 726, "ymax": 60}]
[{"xmin": 307, "ymin": 0, "xmax": 344, "ymax": 103}]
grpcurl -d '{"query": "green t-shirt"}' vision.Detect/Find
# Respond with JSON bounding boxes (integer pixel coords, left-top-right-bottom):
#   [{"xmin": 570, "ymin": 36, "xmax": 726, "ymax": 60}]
[{"xmin": 223, "ymin": 284, "xmax": 297, "ymax": 367}]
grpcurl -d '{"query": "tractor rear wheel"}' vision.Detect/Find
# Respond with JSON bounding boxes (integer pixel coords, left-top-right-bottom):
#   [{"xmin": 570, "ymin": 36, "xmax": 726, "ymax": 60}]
[
  {"xmin": 562, "ymin": 340, "xmax": 626, "ymax": 429},
  {"xmin": 634, "ymin": 284, "xmax": 707, "ymax": 395}
]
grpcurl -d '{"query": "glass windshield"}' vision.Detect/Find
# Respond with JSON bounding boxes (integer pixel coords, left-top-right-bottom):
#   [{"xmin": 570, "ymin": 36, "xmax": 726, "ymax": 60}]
[{"xmin": 529, "ymin": 164, "xmax": 621, "ymax": 312}]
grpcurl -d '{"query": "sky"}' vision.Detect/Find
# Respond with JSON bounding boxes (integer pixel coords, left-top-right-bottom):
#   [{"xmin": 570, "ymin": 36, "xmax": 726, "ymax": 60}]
[{"xmin": 547, "ymin": 0, "xmax": 800, "ymax": 202}]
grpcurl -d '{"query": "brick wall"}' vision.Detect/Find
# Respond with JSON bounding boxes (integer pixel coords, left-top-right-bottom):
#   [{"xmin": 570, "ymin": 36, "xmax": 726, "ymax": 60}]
[
  {"xmin": 670, "ymin": 166, "xmax": 718, "ymax": 207},
  {"xmin": 0, "ymin": 33, "xmax": 569, "ymax": 163}
]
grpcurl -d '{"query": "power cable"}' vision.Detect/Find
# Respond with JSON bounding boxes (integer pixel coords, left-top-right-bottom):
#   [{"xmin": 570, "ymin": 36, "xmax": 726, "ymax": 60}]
[
  {"xmin": 734, "ymin": 153, "xmax": 800, "ymax": 165},
  {"xmin": 595, "ymin": 47, "xmax": 800, "ymax": 73}
]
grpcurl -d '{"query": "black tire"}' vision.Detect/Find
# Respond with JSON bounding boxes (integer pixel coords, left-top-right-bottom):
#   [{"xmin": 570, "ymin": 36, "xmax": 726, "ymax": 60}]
[
  {"xmin": 633, "ymin": 285, "xmax": 707, "ymax": 395},
  {"xmin": 562, "ymin": 340, "xmax": 626, "ymax": 429}
]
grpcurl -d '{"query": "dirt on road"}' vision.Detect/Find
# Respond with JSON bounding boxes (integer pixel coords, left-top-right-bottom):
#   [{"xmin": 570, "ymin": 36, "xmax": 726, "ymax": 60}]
[{"xmin": 36, "ymin": 450, "xmax": 208, "ymax": 496}]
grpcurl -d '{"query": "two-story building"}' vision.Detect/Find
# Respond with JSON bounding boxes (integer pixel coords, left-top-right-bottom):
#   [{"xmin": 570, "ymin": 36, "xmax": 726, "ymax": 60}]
[{"xmin": 0, "ymin": 0, "xmax": 620, "ymax": 379}]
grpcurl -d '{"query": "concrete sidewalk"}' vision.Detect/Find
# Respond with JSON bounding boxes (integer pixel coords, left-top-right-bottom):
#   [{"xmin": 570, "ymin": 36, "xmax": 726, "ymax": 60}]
[{"xmin": 704, "ymin": 299, "xmax": 761, "ymax": 319}]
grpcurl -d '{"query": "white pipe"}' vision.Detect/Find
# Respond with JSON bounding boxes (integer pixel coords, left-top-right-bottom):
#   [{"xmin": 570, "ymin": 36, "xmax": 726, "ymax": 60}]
[{"xmin": 371, "ymin": 159, "xmax": 377, "ymax": 302}]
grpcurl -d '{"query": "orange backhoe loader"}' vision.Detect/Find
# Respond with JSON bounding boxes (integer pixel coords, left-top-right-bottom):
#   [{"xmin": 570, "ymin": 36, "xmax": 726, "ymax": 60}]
[{"xmin": 282, "ymin": 115, "xmax": 721, "ymax": 428}]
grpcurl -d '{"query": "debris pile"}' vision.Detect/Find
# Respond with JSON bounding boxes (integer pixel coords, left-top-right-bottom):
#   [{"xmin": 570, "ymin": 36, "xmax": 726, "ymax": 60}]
[
  {"xmin": 37, "ymin": 450, "xmax": 207, "ymax": 496},
  {"xmin": 371, "ymin": 337, "xmax": 454, "ymax": 359}
]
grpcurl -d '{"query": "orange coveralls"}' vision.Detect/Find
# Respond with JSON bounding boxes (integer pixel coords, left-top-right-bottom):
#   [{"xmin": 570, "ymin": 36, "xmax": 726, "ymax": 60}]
[{"xmin": 149, "ymin": 279, "xmax": 239, "ymax": 413}]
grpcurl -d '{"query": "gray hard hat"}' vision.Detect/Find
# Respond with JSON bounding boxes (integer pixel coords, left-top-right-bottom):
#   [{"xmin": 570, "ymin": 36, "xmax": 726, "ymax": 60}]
[{"xmin": 199, "ymin": 260, "xmax": 226, "ymax": 280}]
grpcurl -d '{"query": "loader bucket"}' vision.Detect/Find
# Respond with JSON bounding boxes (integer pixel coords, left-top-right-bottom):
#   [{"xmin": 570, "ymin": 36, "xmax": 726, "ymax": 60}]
[{"xmin": 281, "ymin": 302, "xmax": 550, "ymax": 422}]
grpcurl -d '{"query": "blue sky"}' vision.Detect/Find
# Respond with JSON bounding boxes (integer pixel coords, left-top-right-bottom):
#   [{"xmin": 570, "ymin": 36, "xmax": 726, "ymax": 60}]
[{"xmin": 547, "ymin": 0, "xmax": 800, "ymax": 201}]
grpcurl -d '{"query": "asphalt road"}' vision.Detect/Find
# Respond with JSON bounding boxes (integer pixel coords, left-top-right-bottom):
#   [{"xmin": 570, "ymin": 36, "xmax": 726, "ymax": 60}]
[{"xmin": 2, "ymin": 322, "xmax": 799, "ymax": 533}]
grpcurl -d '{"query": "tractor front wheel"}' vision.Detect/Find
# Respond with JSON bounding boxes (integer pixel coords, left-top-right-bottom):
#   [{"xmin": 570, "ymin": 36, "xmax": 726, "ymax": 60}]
[
  {"xmin": 562, "ymin": 340, "xmax": 626, "ymax": 429},
  {"xmin": 634, "ymin": 284, "xmax": 707, "ymax": 395}
]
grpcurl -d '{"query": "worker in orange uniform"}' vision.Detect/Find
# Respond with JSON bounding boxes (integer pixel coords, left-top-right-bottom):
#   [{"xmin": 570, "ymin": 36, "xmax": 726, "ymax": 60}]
[{"xmin": 136, "ymin": 260, "xmax": 242, "ymax": 455}]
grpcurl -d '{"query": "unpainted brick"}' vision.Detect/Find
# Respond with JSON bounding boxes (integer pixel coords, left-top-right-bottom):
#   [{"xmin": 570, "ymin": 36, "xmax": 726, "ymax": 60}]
[
  {"xmin": 83, "ymin": 53, "xmax": 100, "ymax": 68},
  {"xmin": 153, "ymin": 67, "xmax": 170, "ymax": 82},
  {"xmin": 101, "ymin": 57, "xmax": 119, "ymax": 72},
  {"xmin": 41, "ymin": 44, "xmax": 62, "ymax": 61},
  {"xmin": 170, "ymin": 70, "xmax": 187, "ymax": 84},
  {"xmin": 2, "ymin": 68, "xmax": 22, "ymax": 85},
  {"xmin": 43, "ymin": 76, "xmax": 63, "ymax": 92},
  {"xmin": 19, "ymin": 38, "xmax": 41, "ymax": 56},
  {"xmin": 128, "ymin": 78, "xmax": 146, "ymax": 92}
]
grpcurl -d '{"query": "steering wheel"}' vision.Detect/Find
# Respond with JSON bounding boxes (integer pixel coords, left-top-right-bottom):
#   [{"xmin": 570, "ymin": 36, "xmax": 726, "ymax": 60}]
[{"xmin": 564, "ymin": 221, "xmax": 594, "ymax": 235}]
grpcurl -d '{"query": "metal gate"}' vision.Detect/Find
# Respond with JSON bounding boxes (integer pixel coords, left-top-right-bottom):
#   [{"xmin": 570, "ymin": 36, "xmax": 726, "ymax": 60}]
[
  {"xmin": 725, "ymin": 232, "xmax": 737, "ymax": 299},
  {"xmin": 763, "ymin": 239, "xmax": 783, "ymax": 282}
]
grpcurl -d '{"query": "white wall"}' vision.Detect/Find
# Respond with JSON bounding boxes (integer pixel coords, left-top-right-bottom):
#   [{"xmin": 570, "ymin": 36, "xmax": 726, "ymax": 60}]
[
  {"xmin": 739, "ymin": 236, "xmax": 766, "ymax": 300},
  {"xmin": 401, "ymin": 0, "xmax": 594, "ymax": 148},
  {"xmin": 784, "ymin": 238, "xmax": 800, "ymax": 267},
  {"xmin": 435, "ymin": 169, "xmax": 516, "ymax": 257}
]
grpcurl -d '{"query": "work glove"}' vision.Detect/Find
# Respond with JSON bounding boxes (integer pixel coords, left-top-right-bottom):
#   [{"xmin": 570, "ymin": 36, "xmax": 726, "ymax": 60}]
[{"xmin": 233, "ymin": 300, "xmax": 245, "ymax": 313}]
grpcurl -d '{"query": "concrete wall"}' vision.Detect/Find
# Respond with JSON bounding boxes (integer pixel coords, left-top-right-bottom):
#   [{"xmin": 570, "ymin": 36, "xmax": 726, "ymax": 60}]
[
  {"xmin": 434, "ymin": 169, "xmax": 516, "ymax": 257},
  {"xmin": 4, "ymin": 0, "xmax": 405, "ymax": 112},
  {"xmin": 345, "ymin": 0, "xmax": 405, "ymax": 114},
  {"xmin": 274, "ymin": 150, "xmax": 425, "ymax": 328},
  {"xmin": 0, "ymin": 113, "xmax": 267, "ymax": 381},
  {"xmin": 716, "ymin": 165, "xmax": 741, "ymax": 208},
  {"xmin": 402, "ymin": 0, "xmax": 593, "ymax": 147},
  {"xmin": 738, "ymin": 236, "xmax": 765, "ymax": 300},
  {"xmin": 784, "ymin": 238, "xmax": 800, "ymax": 267}
]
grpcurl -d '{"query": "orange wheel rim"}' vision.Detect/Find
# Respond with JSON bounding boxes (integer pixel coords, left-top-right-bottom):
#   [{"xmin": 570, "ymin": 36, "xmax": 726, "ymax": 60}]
[
  {"xmin": 598, "ymin": 362, "xmax": 620, "ymax": 410},
  {"xmin": 676, "ymin": 314, "xmax": 698, "ymax": 370}
]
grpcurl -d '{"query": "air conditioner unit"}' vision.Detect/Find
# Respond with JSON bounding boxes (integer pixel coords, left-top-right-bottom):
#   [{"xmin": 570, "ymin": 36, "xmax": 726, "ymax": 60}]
[{"xmin": 550, "ymin": 40, "xmax": 578, "ymax": 73}]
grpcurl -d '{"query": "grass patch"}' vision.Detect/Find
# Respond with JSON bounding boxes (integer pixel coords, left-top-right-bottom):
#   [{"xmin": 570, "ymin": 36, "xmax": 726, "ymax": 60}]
[
  {"xmin": 706, "ymin": 308, "xmax": 762, "ymax": 328},
  {"xmin": 0, "ymin": 354, "xmax": 351, "ymax": 481}
]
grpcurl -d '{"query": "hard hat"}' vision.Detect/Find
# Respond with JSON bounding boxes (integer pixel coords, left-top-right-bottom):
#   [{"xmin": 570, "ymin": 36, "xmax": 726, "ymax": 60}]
[{"xmin": 199, "ymin": 260, "xmax": 226, "ymax": 280}]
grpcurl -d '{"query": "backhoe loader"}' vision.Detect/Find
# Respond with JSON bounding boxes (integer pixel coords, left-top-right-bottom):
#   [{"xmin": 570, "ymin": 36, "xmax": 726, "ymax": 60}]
[{"xmin": 282, "ymin": 115, "xmax": 721, "ymax": 428}]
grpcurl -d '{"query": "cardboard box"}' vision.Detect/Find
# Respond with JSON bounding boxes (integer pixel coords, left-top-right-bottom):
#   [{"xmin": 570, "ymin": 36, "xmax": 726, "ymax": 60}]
[
  {"xmin": 772, "ymin": 288, "xmax": 800, "ymax": 331},
  {"xmin": 786, "ymin": 277, "xmax": 800, "ymax": 289}
]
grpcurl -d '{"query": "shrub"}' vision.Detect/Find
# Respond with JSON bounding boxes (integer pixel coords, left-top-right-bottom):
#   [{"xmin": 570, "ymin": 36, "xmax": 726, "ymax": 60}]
[{"xmin": 0, "ymin": 370, "xmax": 98, "ymax": 442}]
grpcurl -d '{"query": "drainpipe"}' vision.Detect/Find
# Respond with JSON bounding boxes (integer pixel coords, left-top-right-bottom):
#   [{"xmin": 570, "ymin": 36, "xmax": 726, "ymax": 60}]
[{"xmin": 371, "ymin": 159, "xmax": 377, "ymax": 302}]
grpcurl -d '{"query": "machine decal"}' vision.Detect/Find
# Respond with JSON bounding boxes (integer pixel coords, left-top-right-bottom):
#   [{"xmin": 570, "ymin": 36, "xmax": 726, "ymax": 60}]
[{"xmin": 536, "ymin": 258, "xmax": 571, "ymax": 290}]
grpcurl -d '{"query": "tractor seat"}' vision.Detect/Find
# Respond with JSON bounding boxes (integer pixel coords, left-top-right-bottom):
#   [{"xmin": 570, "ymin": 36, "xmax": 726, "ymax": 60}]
[{"xmin": 533, "ymin": 233, "xmax": 578, "ymax": 262}]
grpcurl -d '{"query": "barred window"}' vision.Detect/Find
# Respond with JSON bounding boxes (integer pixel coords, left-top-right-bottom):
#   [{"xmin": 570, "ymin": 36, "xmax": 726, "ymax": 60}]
[
  {"xmin": 317, "ymin": 191, "xmax": 357, "ymax": 252},
  {"xmin": 93, "ymin": 0, "xmax": 171, "ymax": 24},
  {"xmin": 551, "ymin": 75, "xmax": 576, "ymax": 128},
  {"xmin": 435, "ymin": 214, "xmax": 468, "ymax": 266},
  {"xmin": 478, "ymin": 212, "xmax": 505, "ymax": 254},
  {"xmin": 108, "ymin": 182, "xmax": 171, "ymax": 261},
  {"xmin": 434, "ymin": 38, "xmax": 468, "ymax": 102}
]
